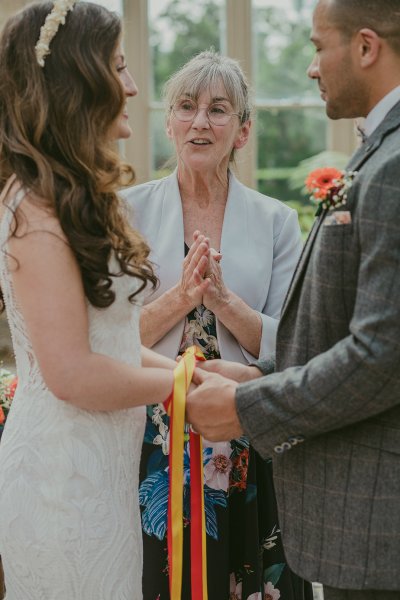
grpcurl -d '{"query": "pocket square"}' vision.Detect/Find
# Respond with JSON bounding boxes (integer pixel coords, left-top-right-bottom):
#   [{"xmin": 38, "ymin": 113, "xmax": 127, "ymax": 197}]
[{"xmin": 324, "ymin": 210, "xmax": 352, "ymax": 226}]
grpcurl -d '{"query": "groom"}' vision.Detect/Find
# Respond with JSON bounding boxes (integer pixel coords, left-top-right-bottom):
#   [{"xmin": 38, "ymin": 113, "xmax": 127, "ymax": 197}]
[{"xmin": 187, "ymin": 0, "xmax": 400, "ymax": 598}]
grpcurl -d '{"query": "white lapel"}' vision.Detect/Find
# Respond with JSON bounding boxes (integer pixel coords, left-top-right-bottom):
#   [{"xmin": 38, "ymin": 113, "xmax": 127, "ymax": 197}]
[
  {"xmin": 220, "ymin": 173, "xmax": 270, "ymax": 310},
  {"xmin": 220, "ymin": 172, "xmax": 248, "ymax": 294},
  {"xmin": 147, "ymin": 172, "xmax": 185, "ymax": 299}
]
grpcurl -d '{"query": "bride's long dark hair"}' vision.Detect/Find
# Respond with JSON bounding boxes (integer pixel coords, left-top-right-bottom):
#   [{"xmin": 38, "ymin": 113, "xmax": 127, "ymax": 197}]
[{"xmin": 0, "ymin": 1, "xmax": 157, "ymax": 312}]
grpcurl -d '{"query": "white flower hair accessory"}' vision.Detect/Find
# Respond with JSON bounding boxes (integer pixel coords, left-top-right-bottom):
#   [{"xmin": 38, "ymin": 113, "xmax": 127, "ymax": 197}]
[{"xmin": 35, "ymin": 0, "xmax": 78, "ymax": 68}]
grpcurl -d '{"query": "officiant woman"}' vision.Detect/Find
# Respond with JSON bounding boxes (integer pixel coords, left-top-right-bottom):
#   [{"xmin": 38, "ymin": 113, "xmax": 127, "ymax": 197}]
[{"xmin": 124, "ymin": 49, "xmax": 312, "ymax": 600}]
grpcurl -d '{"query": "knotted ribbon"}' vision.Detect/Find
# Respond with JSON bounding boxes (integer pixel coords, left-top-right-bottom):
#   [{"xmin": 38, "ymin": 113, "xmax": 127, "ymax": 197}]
[{"xmin": 163, "ymin": 345, "xmax": 208, "ymax": 600}]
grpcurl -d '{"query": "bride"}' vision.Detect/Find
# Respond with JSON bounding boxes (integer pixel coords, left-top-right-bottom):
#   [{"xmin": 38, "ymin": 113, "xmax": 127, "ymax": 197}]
[{"xmin": 0, "ymin": 2, "xmax": 204, "ymax": 598}]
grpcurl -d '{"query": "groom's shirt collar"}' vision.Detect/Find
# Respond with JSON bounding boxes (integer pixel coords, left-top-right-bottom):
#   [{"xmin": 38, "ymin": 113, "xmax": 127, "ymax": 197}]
[{"xmin": 365, "ymin": 85, "xmax": 400, "ymax": 137}]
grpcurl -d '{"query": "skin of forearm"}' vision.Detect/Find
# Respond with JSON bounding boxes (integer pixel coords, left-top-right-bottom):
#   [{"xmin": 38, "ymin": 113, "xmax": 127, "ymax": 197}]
[
  {"xmin": 141, "ymin": 346, "xmax": 177, "ymax": 369},
  {"xmin": 213, "ymin": 291, "xmax": 262, "ymax": 358},
  {"xmin": 140, "ymin": 284, "xmax": 196, "ymax": 347},
  {"xmin": 50, "ymin": 352, "xmax": 174, "ymax": 411}
]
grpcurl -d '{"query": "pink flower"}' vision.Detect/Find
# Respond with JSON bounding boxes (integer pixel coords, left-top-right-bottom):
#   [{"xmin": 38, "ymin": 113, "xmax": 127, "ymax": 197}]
[
  {"xmin": 247, "ymin": 582, "xmax": 281, "ymax": 600},
  {"xmin": 230, "ymin": 573, "xmax": 242, "ymax": 599},
  {"xmin": 203, "ymin": 442, "xmax": 232, "ymax": 492},
  {"xmin": 263, "ymin": 582, "xmax": 281, "ymax": 600}
]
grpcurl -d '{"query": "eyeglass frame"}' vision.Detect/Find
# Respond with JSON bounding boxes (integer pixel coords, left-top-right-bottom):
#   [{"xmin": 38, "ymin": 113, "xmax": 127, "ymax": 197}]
[{"xmin": 170, "ymin": 98, "xmax": 243, "ymax": 126}]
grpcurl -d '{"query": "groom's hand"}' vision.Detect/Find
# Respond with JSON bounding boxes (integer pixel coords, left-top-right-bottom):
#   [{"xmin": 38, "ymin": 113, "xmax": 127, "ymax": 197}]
[{"xmin": 186, "ymin": 369, "xmax": 243, "ymax": 441}]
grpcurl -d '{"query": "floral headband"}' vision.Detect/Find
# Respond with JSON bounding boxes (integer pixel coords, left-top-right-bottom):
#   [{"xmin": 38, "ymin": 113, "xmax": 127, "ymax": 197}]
[{"xmin": 35, "ymin": 0, "xmax": 78, "ymax": 67}]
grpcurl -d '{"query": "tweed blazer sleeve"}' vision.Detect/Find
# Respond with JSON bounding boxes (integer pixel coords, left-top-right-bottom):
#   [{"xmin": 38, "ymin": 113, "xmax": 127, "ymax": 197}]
[{"xmin": 236, "ymin": 144, "xmax": 400, "ymax": 458}]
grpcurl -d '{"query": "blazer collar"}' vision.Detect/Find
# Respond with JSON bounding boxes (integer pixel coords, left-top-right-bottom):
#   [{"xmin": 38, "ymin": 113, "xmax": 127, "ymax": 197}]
[{"xmin": 347, "ymin": 99, "xmax": 400, "ymax": 172}]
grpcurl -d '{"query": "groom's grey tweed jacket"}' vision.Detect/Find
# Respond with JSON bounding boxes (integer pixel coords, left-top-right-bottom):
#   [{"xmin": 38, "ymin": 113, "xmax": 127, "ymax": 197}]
[{"xmin": 236, "ymin": 101, "xmax": 400, "ymax": 591}]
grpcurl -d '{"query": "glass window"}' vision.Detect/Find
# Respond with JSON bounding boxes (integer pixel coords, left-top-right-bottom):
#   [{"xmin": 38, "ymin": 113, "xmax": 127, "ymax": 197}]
[
  {"xmin": 149, "ymin": 0, "xmax": 224, "ymax": 101},
  {"xmin": 252, "ymin": 0, "xmax": 323, "ymax": 235},
  {"xmin": 149, "ymin": 0, "xmax": 224, "ymax": 177},
  {"xmin": 253, "ymin": 0, "xmax": 318, "ymax": 102},
  {"xmin": 256, "ymin": 108, "xmax": 326, "ymax": 199}
]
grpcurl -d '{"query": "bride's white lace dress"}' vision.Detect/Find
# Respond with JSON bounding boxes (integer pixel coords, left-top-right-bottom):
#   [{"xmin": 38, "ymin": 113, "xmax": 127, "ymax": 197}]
[{"xmin": 0, "ymin": 190, "xmax": 146, "ymax": 599}]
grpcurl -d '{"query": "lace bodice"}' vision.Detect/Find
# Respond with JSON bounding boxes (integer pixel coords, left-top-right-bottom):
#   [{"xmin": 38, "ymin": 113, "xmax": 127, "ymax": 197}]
[{"xmin": 0, "ymin": 189, "xmax": 146, "ymax": 599}]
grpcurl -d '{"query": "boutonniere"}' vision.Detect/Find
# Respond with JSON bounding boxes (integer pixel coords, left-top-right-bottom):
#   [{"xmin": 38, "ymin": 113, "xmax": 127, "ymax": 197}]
[{"xmin": 305, "ymin": 167, "xmax": 357, "ymax": 216}]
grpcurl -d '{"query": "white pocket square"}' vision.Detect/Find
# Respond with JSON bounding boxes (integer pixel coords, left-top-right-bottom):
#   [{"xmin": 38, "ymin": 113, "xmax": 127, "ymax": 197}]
[{"xmin": 324, "ymin": 211, "xmax": 352, "ymax": 226}]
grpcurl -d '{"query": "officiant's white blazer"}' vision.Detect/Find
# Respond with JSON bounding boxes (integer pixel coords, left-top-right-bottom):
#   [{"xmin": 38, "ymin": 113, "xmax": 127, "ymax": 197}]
[{"xmin": 122, "ymin": 170, "xmax": 302, "ymax": 364}]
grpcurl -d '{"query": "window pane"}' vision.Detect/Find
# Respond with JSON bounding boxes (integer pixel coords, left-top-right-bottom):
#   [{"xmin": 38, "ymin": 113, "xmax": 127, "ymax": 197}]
[
  {"xmin": 151, "ymin": 109, "xmax": 175, "ymax": 178},
  {"xmin": 253, "ymin": 0, "xmax": 318, "ymax": 102},
  {"xmin": 149, "ymin": 0, "xmax": 224, "ymax": 174},
  {"xmin": 257, "ymin": 108, "xmax": 327, "ymax": 236},
  {"xmin": 149, "ymin": 0, "xmax": 224, "ymax": 101}
]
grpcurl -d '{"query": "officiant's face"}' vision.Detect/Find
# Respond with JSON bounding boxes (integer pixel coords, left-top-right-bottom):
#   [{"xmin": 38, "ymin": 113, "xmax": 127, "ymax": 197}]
[
  {"xmin": 166, "ymin": 82, "xmax": 249, "ymax": 173},
  {"xmin": 307, "ymin": 0, "xmax": 367, "ymax": 119}
]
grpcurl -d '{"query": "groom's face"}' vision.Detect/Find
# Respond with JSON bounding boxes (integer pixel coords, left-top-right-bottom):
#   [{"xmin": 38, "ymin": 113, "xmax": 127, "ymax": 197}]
[{"xmin": 307, "ymin": 0, "xmax": 367, "ymax": 119}]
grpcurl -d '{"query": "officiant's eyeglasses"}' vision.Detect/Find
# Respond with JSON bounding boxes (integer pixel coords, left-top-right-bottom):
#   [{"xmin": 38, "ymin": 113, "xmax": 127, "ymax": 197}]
[{"xmin": 171, "ymin": 98, "xmax": 241, "ymax": 126}]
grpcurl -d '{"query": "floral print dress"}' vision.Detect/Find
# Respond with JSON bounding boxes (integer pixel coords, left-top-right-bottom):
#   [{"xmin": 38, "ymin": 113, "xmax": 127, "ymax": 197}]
[{"xmin": 139, "ymin": 302, "xmax": 313, "ymax": 600}]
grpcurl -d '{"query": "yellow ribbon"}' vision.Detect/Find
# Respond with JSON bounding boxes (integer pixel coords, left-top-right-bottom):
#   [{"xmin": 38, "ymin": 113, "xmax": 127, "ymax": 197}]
[{"xmin": 166, "ymin": 345, "xmax": 208, "ymax": 600}]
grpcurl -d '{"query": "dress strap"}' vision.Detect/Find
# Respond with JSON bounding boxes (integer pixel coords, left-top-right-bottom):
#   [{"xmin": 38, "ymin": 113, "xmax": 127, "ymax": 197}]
[
  {"xmin": 0, "ymin": 180, "xmax": 27, "ymax": 234},
  {"xmin": 5, "ymin": 187, "xmax": 27, "ymax": 212},
  {"xmin": 0, "ymin": 174, "xmax": 17, "ymax": 205}
]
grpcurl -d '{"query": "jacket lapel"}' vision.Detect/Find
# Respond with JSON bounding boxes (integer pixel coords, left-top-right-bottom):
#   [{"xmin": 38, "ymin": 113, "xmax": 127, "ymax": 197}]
[
  {"xmin": 151, "ymin": 172, "xmax": 185, "ymax": 297},
  {"xmin": 219, "ymin": 173, "xmax": 250, "ymax": 299},
  {"xmin": 279, "ymin": 212, "xmax": 324, "ymax": 317}
]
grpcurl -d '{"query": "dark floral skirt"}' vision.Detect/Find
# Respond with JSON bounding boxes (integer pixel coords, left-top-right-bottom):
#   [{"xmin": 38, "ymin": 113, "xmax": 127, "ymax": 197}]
[{"xmin": 139, "ymin": 416, "xmax": 313, "ymax": 600}]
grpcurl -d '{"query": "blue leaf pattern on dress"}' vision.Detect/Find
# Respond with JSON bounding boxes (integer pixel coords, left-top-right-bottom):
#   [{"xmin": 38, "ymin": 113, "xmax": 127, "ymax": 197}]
[
  {"xmin": 264, "ymin": 563, "xmax": 285, "ymax": 586},
  {"xmin": 204, "ymin": 486, "xmax": 227, "ymax": 540},
  {"xmin": 140, "ymin": 443, "xmax": 227, "ymax": 540},
  {"xmin": 139, "ymin": 471, "xmax": 169, "ymax": 541}
]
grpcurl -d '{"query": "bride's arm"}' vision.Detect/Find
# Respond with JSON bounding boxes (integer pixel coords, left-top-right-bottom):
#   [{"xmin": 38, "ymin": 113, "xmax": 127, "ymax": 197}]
[
  {"xmin": 141, "ymin": 346, "xmax": 176, "ymax": 369},
  {"xmin": 9, "ymin": 200, "xmax": 173, "ymax": 412}
]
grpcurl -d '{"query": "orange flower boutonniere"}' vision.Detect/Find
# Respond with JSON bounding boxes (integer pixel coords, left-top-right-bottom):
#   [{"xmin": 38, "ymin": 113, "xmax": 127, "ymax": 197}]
[{"xmin": 305, "ymin": 167, "xmax": 357, "ymax": 216}]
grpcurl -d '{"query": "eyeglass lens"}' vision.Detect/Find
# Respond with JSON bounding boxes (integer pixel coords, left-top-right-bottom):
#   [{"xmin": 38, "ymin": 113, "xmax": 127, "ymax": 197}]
[{"xmin": 172, "ymin": 99, "xmax": 237, "ymax": 125}]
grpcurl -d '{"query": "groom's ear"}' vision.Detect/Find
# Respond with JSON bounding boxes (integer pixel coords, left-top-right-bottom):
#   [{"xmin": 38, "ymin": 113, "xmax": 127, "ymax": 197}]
[{"xmin": 234, "ymin": 120, "xmax": 251, "ymax": 150}]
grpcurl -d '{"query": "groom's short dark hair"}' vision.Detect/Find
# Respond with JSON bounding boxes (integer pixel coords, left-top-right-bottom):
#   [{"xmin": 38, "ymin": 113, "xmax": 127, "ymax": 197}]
[{"xmin": 328, "ymin": 0, "xmax": 400, "ymax": 54}]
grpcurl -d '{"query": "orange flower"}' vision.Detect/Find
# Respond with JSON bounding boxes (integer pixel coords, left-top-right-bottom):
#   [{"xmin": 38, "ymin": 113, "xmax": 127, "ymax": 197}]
[
  {"xmin": 229, "ymin": 448, "xmax": 249, "ymax": 491},
  {"xmin": 305, "ymin": 167, "xmax": 357, "ymax": 215},
  {"xmin": 5, "ymin": 377, "xmax": 17, "ymax": 401},
  {"xmin": 0, "ymin": 406, "xmax": 5, "ymax": 425},
  {"xmin": 305, "ymin": 167, "xmax": 342, "ymax": 200}
]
